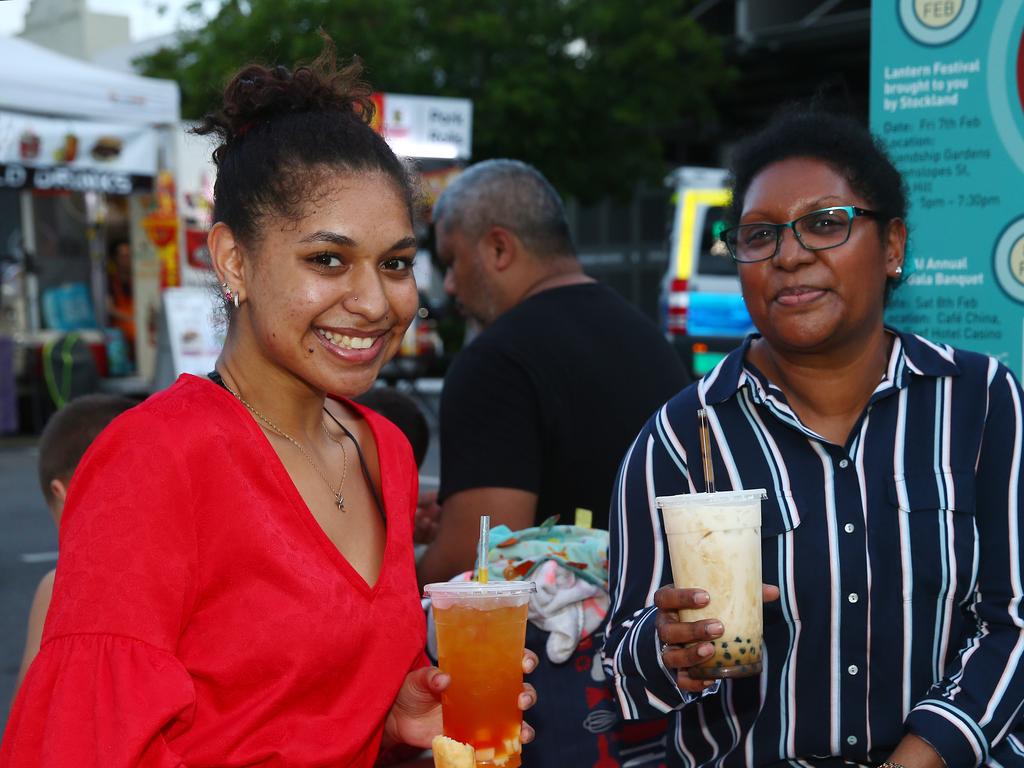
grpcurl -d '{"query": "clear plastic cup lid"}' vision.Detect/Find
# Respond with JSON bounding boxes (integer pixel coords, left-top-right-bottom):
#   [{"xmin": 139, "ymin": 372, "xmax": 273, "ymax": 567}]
[
  {"xmin": 423, "ymin": 580, "xmax": 537, "ymax": 599},
  {"xmin": 656, "ymin": 489, "xmax": 768, "ymax": 510}
]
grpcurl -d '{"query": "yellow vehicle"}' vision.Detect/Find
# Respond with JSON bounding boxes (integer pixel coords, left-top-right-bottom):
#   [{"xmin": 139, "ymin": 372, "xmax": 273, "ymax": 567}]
[{"xmin": 660, "ymin": 167, "xmax": 754, "ymax": 377}]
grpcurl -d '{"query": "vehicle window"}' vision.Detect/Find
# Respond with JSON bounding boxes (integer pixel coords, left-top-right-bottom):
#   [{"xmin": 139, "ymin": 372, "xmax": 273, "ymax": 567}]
[{"xmin": 696, "ymin": 205, "xmax": 737, "ymax": 277}]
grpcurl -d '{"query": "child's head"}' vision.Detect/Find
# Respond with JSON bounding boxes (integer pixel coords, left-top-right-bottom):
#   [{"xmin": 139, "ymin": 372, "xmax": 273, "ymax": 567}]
[
  {"xmin": 37, "ymin": 394, "xmax": 137, "ymax": 523},
  {"xmin": 355, "ymin": 387, "xmax": 430, "ymax": 468}
]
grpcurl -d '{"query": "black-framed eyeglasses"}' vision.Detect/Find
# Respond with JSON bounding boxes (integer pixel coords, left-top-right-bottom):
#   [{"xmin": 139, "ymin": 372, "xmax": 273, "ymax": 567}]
[{"xmin": 720, "ymin": 206, "xmax": 878, "ymax": 263}]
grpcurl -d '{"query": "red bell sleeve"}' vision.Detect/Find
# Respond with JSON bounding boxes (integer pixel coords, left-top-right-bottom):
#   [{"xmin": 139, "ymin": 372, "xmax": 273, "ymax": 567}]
[{"xmin": 1, "ymin": 408, "xmax": 198, "ymax": 767}]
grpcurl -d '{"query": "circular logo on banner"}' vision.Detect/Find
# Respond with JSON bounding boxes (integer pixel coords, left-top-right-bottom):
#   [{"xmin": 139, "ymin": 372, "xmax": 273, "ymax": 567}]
[
  {"xmin": 1011, "ymin": 239, "xmax": 1024, "ymax": 285},
  {"xmin": 994, "ymin": 217, "xmax": 1024, "ymax": 304},
  {"xmin": 988, "ymin": 4, "xmax": 1024, "ymax": 175},
  {"xmin": 900, "ymin": 0, "xmax": 979, "ymax": 45}
]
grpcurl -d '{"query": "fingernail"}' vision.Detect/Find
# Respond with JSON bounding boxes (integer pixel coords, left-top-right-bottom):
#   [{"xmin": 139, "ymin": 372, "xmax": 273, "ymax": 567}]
[
  {"xmin": 697, "ymin": 643, "xmax": 714, "ymax": 658},
  {"xmin": 694, "ymin": 591, "xmax": 710, "ymax": 606},
  {"xmin": 705, "ymin": 621, "xmax": 723, "ymax": 635},
  {"xmin": 518, "ymin": 693, "xmax": 533, "ymax": 709},
  {"xmin": 524, "ymin": 657, "xmax": 537, "ymax": 673}
]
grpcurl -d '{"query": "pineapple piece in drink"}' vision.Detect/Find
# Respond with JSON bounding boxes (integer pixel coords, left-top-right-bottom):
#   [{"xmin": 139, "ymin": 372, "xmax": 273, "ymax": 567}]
[{"xmin": 432, "ymin": 735, "xmax": 475, "ymax": 768}]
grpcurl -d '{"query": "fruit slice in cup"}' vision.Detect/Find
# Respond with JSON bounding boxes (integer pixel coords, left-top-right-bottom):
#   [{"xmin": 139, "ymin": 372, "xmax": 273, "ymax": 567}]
[{"xmin": 433, "ymin": 735, "xmax": 475, "ymax": 768}]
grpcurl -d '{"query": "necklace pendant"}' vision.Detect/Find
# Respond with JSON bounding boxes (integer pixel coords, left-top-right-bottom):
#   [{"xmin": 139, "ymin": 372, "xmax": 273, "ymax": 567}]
[{"xmin": 336, "ymin": 493, "xmax": 345, "ymax": 511}]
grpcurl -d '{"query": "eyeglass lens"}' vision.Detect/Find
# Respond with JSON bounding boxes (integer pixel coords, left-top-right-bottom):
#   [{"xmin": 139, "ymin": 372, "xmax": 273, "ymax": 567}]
[{"xmin": 728, "ymin": 208, "xmax": 854, "ymax": 262}]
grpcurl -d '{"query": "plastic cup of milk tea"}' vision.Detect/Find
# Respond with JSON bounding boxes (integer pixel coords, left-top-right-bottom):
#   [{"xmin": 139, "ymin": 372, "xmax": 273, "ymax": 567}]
[{"xmin": 657, "ymin": 489, "xmax": 767, "ymax": 679}]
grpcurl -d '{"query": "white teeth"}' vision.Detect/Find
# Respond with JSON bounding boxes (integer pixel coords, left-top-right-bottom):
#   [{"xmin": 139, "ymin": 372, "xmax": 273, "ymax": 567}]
[{"xmin": 318, "ymin": 329, "xmax": 374, "ymax": 350}]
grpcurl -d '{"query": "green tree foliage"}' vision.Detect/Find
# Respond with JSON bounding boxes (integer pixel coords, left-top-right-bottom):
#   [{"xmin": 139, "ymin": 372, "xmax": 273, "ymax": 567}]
[{"xmin": 140, "ymin": 0, "xmax": 734, "ymax": 201}]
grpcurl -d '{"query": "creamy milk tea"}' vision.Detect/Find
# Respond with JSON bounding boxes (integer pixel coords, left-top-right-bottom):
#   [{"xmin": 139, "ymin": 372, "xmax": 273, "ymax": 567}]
[{"xmin": 658, "ymin": 489, "xmax": 766, "ymax": 679}]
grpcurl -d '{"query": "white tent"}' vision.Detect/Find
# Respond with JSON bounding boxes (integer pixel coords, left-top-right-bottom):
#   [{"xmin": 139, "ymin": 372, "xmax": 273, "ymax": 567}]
[
  {"xmin": 0, "ymin": 35, "xmax": 182, "ymax": 378},
  {"xmin": 0, "ymin": 36, "xmax": 179, "ymax": 125}
]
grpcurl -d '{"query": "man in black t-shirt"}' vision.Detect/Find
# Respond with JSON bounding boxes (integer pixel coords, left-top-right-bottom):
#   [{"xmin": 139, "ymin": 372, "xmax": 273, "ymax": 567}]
[
  {"xmin": 416, "ymin": 159, "xmax": 687, "ymax": 767},
  {"xmin": 417, "ymin": 159, "xmax": 689, "ymax": 586}
]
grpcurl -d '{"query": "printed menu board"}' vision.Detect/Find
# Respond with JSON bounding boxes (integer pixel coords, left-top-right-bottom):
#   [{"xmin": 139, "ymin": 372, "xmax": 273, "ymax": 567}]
[{"xmin": 870, "ymin": 0, "xmax": 1024, "ymax": 374}]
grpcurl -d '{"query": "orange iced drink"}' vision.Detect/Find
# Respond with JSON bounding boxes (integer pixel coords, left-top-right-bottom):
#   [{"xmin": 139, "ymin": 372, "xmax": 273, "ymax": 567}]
[{"xmin": 425, "ymin": 581, "xmax": 535, "ymax": 767}]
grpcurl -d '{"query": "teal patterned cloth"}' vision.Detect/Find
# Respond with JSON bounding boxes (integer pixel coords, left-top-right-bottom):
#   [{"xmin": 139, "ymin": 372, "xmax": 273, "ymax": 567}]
[{"xmin": 480, "ymin": 516, "xmax": 609, "ymax": 588}]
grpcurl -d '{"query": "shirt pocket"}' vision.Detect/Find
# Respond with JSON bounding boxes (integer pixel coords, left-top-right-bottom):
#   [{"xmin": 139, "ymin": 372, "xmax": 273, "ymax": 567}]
[
  {"xmin": 760, "ymin": 491, "xmax": 801, "ymax": 539},
  {"xmin": 887, "ymin": 470, "xmax": 978, "ymax": 603},
  {"xmin": 760, "ymin": 491, "xmax": 801, "ymax": 629}
]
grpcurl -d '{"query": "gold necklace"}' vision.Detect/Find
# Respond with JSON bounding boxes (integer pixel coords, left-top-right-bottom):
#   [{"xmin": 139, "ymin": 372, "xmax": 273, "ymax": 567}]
[{"xmin": 221, "ymin": 378, "xmax": 348, "ymax": 511}]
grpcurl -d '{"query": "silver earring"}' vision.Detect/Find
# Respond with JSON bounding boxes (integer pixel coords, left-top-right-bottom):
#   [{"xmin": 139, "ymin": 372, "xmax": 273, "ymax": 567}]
[
  {"xmin": 894, "ymin": 265, "xmax": 903, "ymax": 276},
  {"xmin": 233, "ymin": 292, "xmax": 240, "ymax": 309}
]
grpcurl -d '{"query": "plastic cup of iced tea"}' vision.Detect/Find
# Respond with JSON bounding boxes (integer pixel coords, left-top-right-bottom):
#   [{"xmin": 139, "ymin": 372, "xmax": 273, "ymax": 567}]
[
  {"xmin": 424, "ymin": 580, "xmax": 536, "ymax": 767},
  {"xmin": 657, "ymin": 489, "xmax": 767, "ymax": 679}
]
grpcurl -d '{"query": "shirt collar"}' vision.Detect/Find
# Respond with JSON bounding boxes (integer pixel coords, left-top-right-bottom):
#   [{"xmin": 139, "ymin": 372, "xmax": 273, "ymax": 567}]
[
  {"xmin": 702, "ymin": 335, "xmax": 757, "ymax": 405},
  {"xmin": 890, "ymin": 326, "xmax": 961, "ymax": 382},
  {"xmin": 701, "ymin": 327, "xmax": 961, "ymax": 405}
]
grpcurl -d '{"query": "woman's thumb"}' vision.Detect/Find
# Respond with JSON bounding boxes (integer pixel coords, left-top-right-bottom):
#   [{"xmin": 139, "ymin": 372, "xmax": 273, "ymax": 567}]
[{"xmin": 410, "ymin": 666, "xmax": 450, "ymax": 697}]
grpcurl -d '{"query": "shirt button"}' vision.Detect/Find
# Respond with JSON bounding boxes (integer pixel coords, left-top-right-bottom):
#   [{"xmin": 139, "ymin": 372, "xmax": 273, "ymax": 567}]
[
  {"xmin": 847, "ymin": 735, "xmax": 858, "ymax": 746},
  {"xmin": 847, "ymin": 664, "xmax": 859, "ymax": 675},
  {"xmin": 844, "ymin": 523, "xmax": 855, "ymax": 534},
  {"xmin": 839, "ymin": 458, "xmax": 850, "ymax": 468},
  {"xmin": 848, "ymin": 592, "xmax": 859, "ymax": 604}
]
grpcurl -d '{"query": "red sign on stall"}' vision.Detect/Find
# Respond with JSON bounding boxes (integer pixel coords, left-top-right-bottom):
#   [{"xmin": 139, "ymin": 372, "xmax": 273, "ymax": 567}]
[{"xmin": 186, "ymin": 228, "xmax": 212, "ymax": 270}]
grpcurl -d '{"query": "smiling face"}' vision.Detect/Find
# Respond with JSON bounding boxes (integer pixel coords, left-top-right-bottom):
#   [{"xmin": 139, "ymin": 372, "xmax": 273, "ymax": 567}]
[
  {"xmin": 234, "ymin": 170, "xmax": 419, "ymax": 397},
  {"xmin": 736, "ymin": 156, "xmax": 905, "ymax": 356}
]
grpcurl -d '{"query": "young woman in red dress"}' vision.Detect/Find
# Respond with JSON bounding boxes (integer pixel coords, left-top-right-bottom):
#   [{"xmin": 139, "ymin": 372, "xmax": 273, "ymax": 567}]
[{"xmin": 1, "ymin": 40, "xmax": 535, "ymax": 767}]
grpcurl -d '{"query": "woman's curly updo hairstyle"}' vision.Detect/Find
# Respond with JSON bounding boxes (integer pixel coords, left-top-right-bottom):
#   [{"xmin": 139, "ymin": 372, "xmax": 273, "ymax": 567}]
[
  {"xmin": 194, "ymin": 36, "xmax": 415, "ymax": 248},
  {"xmin": 726, "ymin": 107, "xmax": 909, "ymax": 300}
]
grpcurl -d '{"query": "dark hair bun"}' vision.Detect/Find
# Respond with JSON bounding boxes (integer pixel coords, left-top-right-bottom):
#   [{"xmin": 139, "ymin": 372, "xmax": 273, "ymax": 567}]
[
  {"xmin": 192, "ymin": 33, "xmax": 414, "ymax": 249},
  {"xmin": 198, "ymin": 35, "xmax": 374, "ymax": 153}
]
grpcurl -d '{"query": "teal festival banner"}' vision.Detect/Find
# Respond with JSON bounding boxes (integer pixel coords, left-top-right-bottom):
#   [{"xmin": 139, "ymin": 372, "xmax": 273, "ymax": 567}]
[{"xmin": 871, "ymin": 0, "xmax": 1024, "ymax": 375}]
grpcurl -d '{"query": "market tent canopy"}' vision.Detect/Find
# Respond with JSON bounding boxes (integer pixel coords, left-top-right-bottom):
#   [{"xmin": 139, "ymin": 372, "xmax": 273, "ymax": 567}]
[{"xmin": 0, "ymin": 36, "xmax": 180, "ymax": 125}]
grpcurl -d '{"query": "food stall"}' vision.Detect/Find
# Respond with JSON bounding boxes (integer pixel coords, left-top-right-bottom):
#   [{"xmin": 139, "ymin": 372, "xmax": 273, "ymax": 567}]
[{"xmin": 0, "ymin": 36, "xmax": 180, "ymax": 431}]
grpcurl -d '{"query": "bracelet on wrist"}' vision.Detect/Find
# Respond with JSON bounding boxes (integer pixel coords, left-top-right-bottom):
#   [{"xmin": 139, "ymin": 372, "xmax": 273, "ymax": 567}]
[{"xmin": 878, "ymin": 762, "xmax": 907, "ymax": 768}]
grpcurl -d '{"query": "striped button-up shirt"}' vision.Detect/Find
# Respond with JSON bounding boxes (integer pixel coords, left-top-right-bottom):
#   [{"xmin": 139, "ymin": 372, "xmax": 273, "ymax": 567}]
[{"xmin": 602, "ymin": 330, "xmax": 1024, "ymax": 767}]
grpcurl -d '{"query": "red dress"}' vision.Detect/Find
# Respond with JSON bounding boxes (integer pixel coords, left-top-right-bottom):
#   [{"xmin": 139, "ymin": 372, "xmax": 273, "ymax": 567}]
[{"xmin": 1, "ymin": 375, "xmax": 427, "ymax": 767}]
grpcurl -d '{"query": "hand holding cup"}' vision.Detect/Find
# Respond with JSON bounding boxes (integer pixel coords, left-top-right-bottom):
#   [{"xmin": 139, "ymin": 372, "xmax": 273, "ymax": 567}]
[{"xmin": 655, "ymin": 584, "xmax": 780, "ymax": 693}]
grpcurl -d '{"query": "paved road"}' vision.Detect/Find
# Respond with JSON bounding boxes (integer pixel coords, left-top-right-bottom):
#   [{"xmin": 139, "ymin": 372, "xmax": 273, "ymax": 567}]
[
  {"xmin": 0, "ymin": 382, "xmax": 441, "ymax": 737},
  {"xmin": 0, "ymin": 440, "xmax": 57, "ymax": 734}
]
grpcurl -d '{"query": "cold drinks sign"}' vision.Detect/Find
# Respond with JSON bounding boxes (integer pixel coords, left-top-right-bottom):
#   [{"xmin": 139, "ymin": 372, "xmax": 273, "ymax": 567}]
[{"xmin": 870, "ymin": 0, "xmax": 1024, "ymax": 374}]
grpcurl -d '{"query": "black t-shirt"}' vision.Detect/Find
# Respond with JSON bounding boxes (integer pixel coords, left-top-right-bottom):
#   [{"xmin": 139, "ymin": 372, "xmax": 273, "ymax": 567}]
[{"xmin": 439, "ymin": 282, "xmax": 690, "ymax": 530}]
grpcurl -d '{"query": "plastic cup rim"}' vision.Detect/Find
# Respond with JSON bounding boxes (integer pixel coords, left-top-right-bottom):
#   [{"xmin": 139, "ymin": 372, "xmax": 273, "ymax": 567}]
[
  {"xmin": 423, "ymin": 580, "xmax": 537, "ymax": 599},
  {"xmin": 656, "ymin": 488, "xmax": 768, "ymax": 509}
]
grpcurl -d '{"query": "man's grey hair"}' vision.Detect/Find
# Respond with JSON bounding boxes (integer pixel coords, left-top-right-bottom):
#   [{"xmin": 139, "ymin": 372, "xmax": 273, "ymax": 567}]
[{"xmin": 433, "ymin": 159, "xmax": 575, "ymax": 259}]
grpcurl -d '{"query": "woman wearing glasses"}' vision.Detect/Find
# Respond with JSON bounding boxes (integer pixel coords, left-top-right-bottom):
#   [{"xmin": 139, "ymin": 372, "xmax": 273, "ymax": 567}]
[{"xmin": 603, "ymin": 109, "xmax": 1024, "ymax": 767}]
